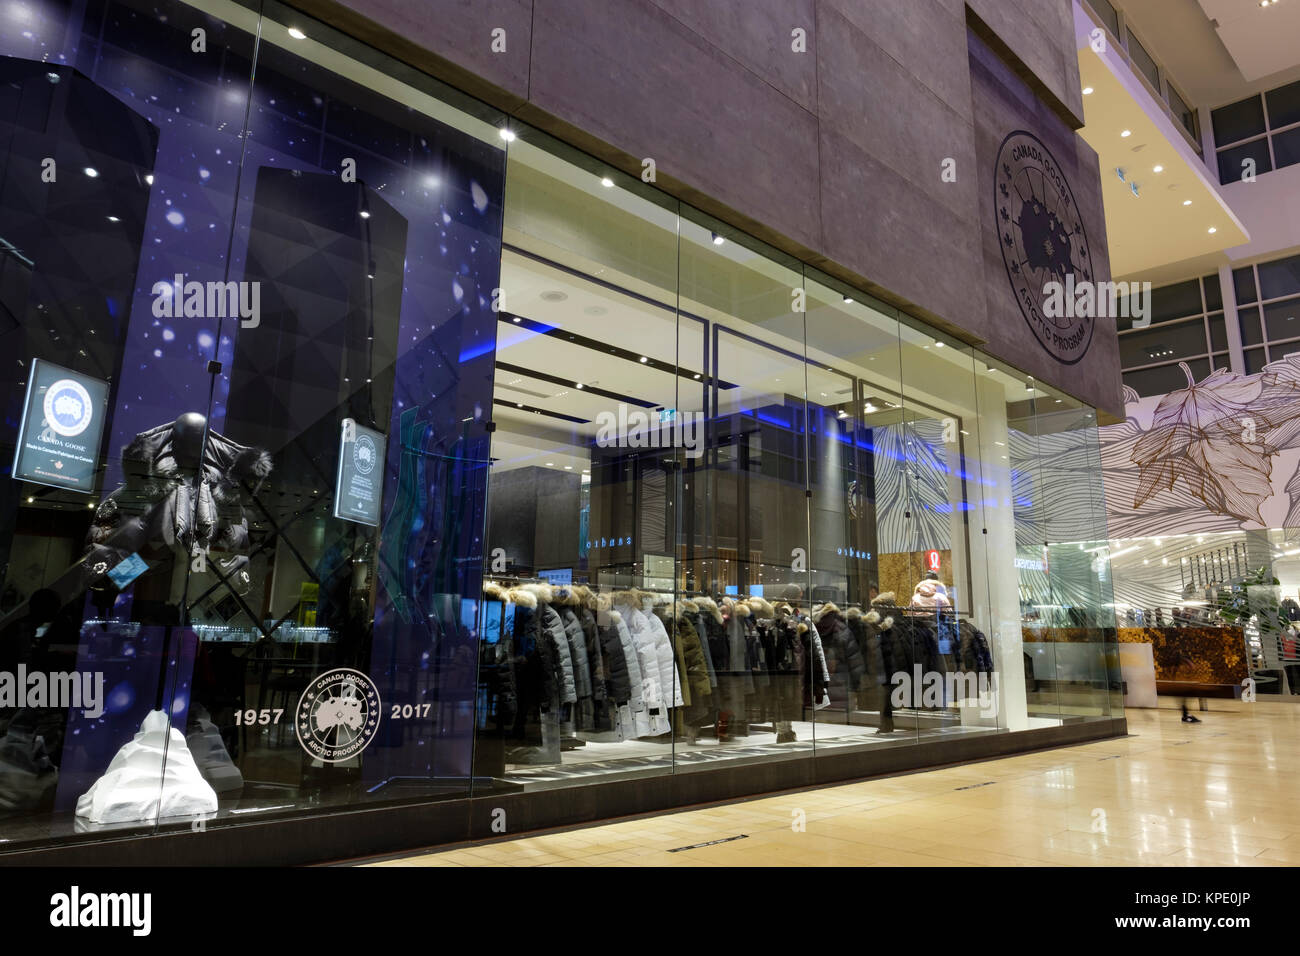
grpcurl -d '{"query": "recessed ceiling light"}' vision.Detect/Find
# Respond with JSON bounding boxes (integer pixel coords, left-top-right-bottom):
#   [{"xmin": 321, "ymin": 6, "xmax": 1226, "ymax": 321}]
[
  {"xmin": 511, "ymin": 316, "xmax": 521, "ymax": 323},
  {"xmin": 287, "ymin": 27, "xmax": 307, "ymax": 39},
  {"xmin": 106, "ymin": 215, "xmax": 119, "ymax": 222},
  {"xmin": 144, "ymin": 174, "xmax": 154, "ymax": 185},
  {"xmin": 84, "ymin": 166, "xmax": 99, "ymax": 177},
  {"xmin": 600, "ymin": 176, "xmax": 614, "ymax": 188},
  {"xmin": 584, "ymin": 305, "xmax": 607, "ymax": 316},
  {"xmin": 693, "ymin": 373, "xmax": 701, "ymax": 380},
  {"xmin": 575, "ymin": 382, "xmax": 584, "ymax": 389},
  {"xmin": 539, "ymin": 290, "xmax": 568, "ymax": 302},
  {"xmin": 359, "ymin": 209, "xmax": 370, "ymax": 219},
  {"xmin": 565, "ymin": 465, "xmax": 573, "ymax": 470},
  {"xmin": 934, "ymin": 341, "xmax": 944, "ymax": 348},
  {"xmin": 1152, "ymin": 165, "xmax": 1164, "ymax": 172},
  {"xmin": 1120, "ymin": 129, "xmax": 1131, "ymax": 137},
  {"xmin": 1183, "ymin": 199, "xmax": 1192, "ymax": 206},
  {"xmin": 1208, "ymin": 227, "xmax": 1217, "ymax": 233},
  {"xmin": 711, "ymin": 232, "xmax": 725, "ymax": 246},
  {"xmin": 843, "ymin": 296, "xmax": 853, "ymax": 304},
  {"xmin": 639, "ymin": 356, "xmax": 648, "ymax": 363},
  {"xmin": 1082, "ymin": 86, "xmax": 1094, "ymax": 95},
  {"xmin": 546, "ymin": 462, "xmax": 554, "ymax": 467},
  {"xmin": 498, "ymin": 127, "xmax": 517, "ymax": 142}
]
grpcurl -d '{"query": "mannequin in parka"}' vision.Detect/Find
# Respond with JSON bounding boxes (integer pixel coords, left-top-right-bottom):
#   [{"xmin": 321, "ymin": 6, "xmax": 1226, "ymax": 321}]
[{"xmin": 658, "ymin": 599, "xmax": 712, "ymax": 741}]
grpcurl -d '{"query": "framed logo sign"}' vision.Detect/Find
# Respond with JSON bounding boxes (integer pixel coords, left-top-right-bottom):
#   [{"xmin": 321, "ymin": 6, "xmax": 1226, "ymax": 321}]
[
  {"xmin": 994, "ymin": 130, "xmax": 1095, "ymax": 365},
  {"xmin": 12, "ymin": 358, "xmax": 111, "ymax": 493}
]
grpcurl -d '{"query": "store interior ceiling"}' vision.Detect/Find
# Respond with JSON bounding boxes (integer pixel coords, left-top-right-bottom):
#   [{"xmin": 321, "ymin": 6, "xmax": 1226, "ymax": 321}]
[{"xmin": 491, "ymin": 149, "xmax": 1067, "ymax": 474}]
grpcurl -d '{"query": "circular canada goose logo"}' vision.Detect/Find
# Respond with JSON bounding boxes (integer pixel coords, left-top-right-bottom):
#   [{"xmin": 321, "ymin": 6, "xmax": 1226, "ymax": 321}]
[
  {"xmin": 353, "ymin": 433, "xmax": 376, "ymax": 475},
  {"xmin": 295, "ymin": 668, "xmax": 381, "ymax": 763},
  {"xmin": 43, "ymin": 379, "xmax": 94, "ymax": 437},
  {"xmin": 994, "ymin": 130, "xmax": 1094, "ymax": 365}
]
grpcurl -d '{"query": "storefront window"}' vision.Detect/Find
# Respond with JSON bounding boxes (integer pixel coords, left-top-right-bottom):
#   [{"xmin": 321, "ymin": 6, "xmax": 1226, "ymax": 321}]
[{"xmin": 1, "ymin": 0, "xmax": 1118, "ymax": 856}]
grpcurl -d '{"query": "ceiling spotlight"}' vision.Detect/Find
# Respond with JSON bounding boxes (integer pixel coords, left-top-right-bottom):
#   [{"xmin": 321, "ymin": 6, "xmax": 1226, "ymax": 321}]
[
  {"xmin": 83, "ymin": 167, "xmax": 99, "ymax": 178},
  {"xmin": 639, "ymin": 356, "xmax": 648, "ymax": 363},
  {"xmin": 934, "ymin": 341, "xmax": 944, "ymax": 348},
  {"xmin": 1208, "ymin": 227, "xmax": 1217, "ymax": 233},
  {"xmin": 359, "ymin": 209, "xmax": 371, "ymax": 219},
  {"xmin": 144, "ymin": 174, "xmax": 154, "ymax": 185},
  {"xmin": 106, "ymin": 215, "xmax": 119, "ymax": 222},
  {"xmin": 546, "ymin": 462, "xmax": 554, "ymax": 467},
  {"xmin": 843, "ymin": 295, "xmax": 853, "ymax": 304},
  {"xmin": 693, "ymin": 373, "xmax": 701, "ymax": 380},
  {"xmin": 511, "ymin": 316, "xmax": 521, "ymax": 323},
  {"xmin": 287, "ymin": 27, "xmax": 307, "ymax": 39},
  {"xmin": 1120, "ymin": 129, "xmax": 1132, "ymax": 138},
  {"xmin": 498, "ymin": 127, "xmax": 517, "ymax": 142},
  {"xmin": 575, "ymin": 382, "xmax": 584, "ymax": 389},
  {"xmin": 1183, "ymin": 199, "xmax": 1192, "ymax": 206},
  {"xmin": 711, "ymin": 232, "xmax": 725, "ymax": 246},
  {"xmin": 1152, "ymin": 165, "xmax": 1164, "ymax": 173},
  {"xmin": 1082, "ymin": 86, "xmax": 1094, "ymax": 95},
  {"xmin": 600, "ymin": 176, "xmax": 614, "ymax": 188}
]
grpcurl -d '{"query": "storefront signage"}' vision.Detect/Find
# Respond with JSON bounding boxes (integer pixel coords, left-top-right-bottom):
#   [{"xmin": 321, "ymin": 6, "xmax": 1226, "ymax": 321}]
[
  {"xmin": 926, "ymin": 549, "xmax": 942, "ymax": 572},
  {"xmin": 334, "ymin": 418, "xmax": 386, "ymax": 527},
  {"xmin": 12, "ymin": 359, "xmax": 110, "ymax": 493},
  {"xmin": 994, "ymin": 130, "xmax": 1095, "ymax": 365}
]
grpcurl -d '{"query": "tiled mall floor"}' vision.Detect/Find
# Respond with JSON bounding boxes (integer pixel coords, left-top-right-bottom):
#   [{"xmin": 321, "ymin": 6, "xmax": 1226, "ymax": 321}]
[{"xmin": 363, "ymin": 703, "xmax": 1300, "ymax": 867}]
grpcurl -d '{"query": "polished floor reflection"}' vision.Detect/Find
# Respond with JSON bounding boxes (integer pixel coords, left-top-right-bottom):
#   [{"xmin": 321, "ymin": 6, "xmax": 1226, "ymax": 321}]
[{"xmin": 361, "ymin": 702, "xmax": 1300, "ymax": 866}]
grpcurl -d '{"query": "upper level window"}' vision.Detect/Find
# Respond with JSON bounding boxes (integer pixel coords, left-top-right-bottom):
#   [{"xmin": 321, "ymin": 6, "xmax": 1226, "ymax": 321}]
[{"xmin": 1212, "ymin": 80, "xmax": 1300, "ymax": 185}]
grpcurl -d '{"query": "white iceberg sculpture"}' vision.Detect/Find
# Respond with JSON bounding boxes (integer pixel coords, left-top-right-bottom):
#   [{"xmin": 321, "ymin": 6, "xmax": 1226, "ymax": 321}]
[{"xmin": 76, "ymin": 710, "xmax": 218, "ymax": 824}]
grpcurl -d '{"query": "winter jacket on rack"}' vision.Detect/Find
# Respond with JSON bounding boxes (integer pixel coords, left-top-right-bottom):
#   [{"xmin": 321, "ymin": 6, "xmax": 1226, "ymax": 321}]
[
  {"xmin": 611, "ymin": 595, "xmax": 667, "ymax": 736},
  {"xmin": 664, "ymin": 601, "xmax": 712, "ymax": 705},
  {"xmin": 847, "ymin": 606, "xmax": 888, "ymax": 685},
  {"xmin": 521, "ymin": 585, "xmax": 578, "ymax": 706},
  {"xmin": 641, "ymin": 598, "xmax": 685, "ymax": 709},
  {"xmin": 813, "ymin": 603, "xmax": 866, "ymax": 691},
  {"xmin": 722, "ymin": 599, "xmax": 755, "ymax": 694},
  {"xmin": 479, "ymin": 581, "xmax": 519, "ymax": 728},
  {"xmin": 696, "ymin": 597, "xmax": 728, "ymax": 679},
  {"xmin": 568, "ymin": 587, "xmax": 607, "ymax": 702},
  {"xmin": 956, "ymin": 619, "xmax": 995, "ymax": 674},
  {"xmin": 595, "ymin": 606, "xmax": 634, "ymax": 705},
  {"xmin": 690, "ymin": 602, "xmax": 720, "ymax": 689},
  {"xmin": 558, "ymin": 606, "xmax": 593, "ymax": 701}
]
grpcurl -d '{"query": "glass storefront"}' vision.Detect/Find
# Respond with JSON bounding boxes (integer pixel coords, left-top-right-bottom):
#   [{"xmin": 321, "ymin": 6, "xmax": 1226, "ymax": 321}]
[{"xmin": 0, "ymin": 0, "xmax": 1121, "ymax": 854}]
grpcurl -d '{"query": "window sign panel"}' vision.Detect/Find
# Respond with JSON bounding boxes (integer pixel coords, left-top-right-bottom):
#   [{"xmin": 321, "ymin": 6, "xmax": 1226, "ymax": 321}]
[
  {"xmin": 12, "ymin": 359, "xmax": 111, "ymax": 493},
  {"xmin": 333, "ymin": 418, "xmax": 387, "ymax": 527}
]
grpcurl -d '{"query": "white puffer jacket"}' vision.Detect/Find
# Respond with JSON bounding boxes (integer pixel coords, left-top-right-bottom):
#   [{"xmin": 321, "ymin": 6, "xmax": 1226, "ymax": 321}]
[
  {"xmin": 640, "ymin": 603, "xmax": 684, "ymax": 708},
  {"xmin": 616, "ymin": 601, "xmax": 669, "ymax": 735}
]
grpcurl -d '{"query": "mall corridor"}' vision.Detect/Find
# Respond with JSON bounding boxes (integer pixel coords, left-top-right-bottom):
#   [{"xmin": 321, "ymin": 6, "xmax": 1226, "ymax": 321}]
[{"xmin": 364, "ymin": 704, "xmax": 1300, "ymax": 867}]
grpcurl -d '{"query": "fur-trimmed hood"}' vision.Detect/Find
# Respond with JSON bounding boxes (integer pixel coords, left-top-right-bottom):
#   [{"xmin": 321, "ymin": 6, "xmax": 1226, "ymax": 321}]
[
  {"xmin": 813, "ymin": 602, "xmax": 842, "ymax": 624},
  {"xmin": 483, "ymin": 581, "xmax": 509, "ymax": 602},
  {"xmin": 518, "ymin": 582, "xmax": 554, "ymax": 604},
  {"xmin": 872, "ymin": 592, "xmax": 897, "ymax": 607},
  {"xmin": 695, "ymin": 596, "xmax": 724, "ymax": 625},
  {"xmin": 747, "ymin": 596, "xmax": 775, "ymax": 619},
  {"xmin": 725, "ymin": 598, "xmax": 750, "ymax": 618},
  {"xmin": 507, "ymin": 586, "xmax": 537, "ymax": 609}
]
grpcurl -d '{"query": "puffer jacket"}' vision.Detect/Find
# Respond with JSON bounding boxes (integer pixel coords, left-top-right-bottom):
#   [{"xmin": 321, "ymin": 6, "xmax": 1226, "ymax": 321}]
[
  {"xmin": 847, "ymin": 606, "xmax": 889, "ymax": 687},
  {"xmin": 690, "ymin": 605, "xmax": 719, "ymax": 688},
  {"xmin": 668, "ymin": 602, "xmax": 712, "ymax": 703},
  {"xmin": 573, "ymin": 595, "xmax": 607, "ymax": 701},
  {"xmin": 527, "ymin": 587, "xmax": 577, "ymax": 706},
  {"xmin": 507, "ymin": 587, "xmax": 560, "ymax": 710},
  {"xmin": 479, "ymin": 582, "xmax": 518, "ymax": 727},
  {"xmin": 613, "ymin": 599, "xmax": 668, "ymax": 735},
  {"xmin": 695, "ymin": 597, "xmax": 727, "ymax": 679},
  {"xmin": 957, "ymin": 619, "xmax": 995, "ymax": 673},
  {"xmin": 558, "ymin": 605, "xmax": 592, "ymax": 700},
  {"xmin": 723, "ymin": 599, "xmax": 755, "ymax": 693},
  {"xmin": 745, "ymin": 598, "xmax": 773, "ymax": 688},
  {"xmin": 813, "ymin": 602, "xmax": 865, "ymax": 690},
  {"xmin": 911, "ymin": 579, "xmax": 951, "ymax": 611},
  {"xmin": 595, "ymin": 607, "xmax": 633, "ymax": 704},
  {"xmin": 641, "ymin": 601, "xmax": 684, "ymax": 708}
]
